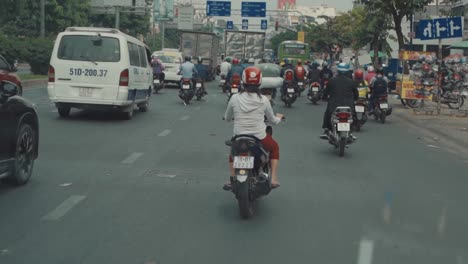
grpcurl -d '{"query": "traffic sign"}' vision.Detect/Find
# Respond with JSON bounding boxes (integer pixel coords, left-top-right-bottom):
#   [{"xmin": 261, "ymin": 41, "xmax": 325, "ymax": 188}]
[
  {"xmin": 227, "ymin": 21, "xmax": 234, "ymax": 30},
  {"xmin": 206, "ymin": 1, "xmax": 231, "ymax": 17},
  {"xmin": 260, "ymin": 19, "xmax": 267, "ymax": 30},
  {"xmin": 241, "ymin": 2, "xmax": 266, "ymax": 17},
  {"xmin": 418, "ymin": 16, "xmax": 463, "ymax": 40},
  {"xmin": 242, "ymin": 19, "xmax": 248, "ymax": 30}
]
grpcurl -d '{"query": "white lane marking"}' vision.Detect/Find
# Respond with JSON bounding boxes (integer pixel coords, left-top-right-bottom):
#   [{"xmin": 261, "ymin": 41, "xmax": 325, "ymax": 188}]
[
  {"xmin": 180, "ymin": 115, "xmax": 190, "ymax": 121},
  {"xmin": 158, "ymin": 129, "xmax": 171, "ymax": 137},
  {"xmin": 437, "ymin": 207, "xmax": 447, "ymax": 237},
  {"xmin": 121, "ymin": 152, "xmax": 144, "ymax": 164},
  {"xmin": 427, "ymin": 144, "xmax": 441, "ymax": 149},
  {"xmin": 42, "ymin": 195, "xmax": 86, "ymax": 221},
  {"xmin": 357, "ymin": 239, "xmax": 374, "ymax": 264},
  {"xmin": 157, "ymin": 173, "xmax": 177, "ymax": 178}
]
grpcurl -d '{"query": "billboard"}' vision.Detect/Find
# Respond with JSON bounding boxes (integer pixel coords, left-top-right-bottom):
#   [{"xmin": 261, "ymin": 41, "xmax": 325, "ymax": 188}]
[
  {"xmin": 154, "ymin": 0, "xmax": 174, "ymax": 21},
  {"xmin": 278, "ymin": 0, "xmax": 296, "ymax": 10}
]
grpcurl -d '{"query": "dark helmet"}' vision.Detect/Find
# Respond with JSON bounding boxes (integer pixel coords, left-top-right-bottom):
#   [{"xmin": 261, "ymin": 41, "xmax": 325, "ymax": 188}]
[
  {"xmin": 376, "ymin": 67, "xmax": 384, "ymax": 75},
  {"xmin": 185, "ymin": 56, "xmax": 191, "ymax": 62},
  {"xmin": 284, "ymin": 58, "xmax": 290, "ymax": 64}
]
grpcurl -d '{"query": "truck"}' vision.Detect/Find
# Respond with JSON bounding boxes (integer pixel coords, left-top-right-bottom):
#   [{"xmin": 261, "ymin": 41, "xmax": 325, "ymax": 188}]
[
  {"xmin": 180, "ymin": 31, "xmax": 220, "ymax": 81},
  {"xmin": 224, "ymin": 31, "xmax": 265, "ymax": 62}
]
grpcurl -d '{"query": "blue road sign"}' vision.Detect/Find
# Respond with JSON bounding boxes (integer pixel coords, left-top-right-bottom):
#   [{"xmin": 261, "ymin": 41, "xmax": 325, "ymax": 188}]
[
  {"xmin": 206, "ymin": 1, "xmax": 231, "ymax": 17},
  {"xmin": 261, "ymin": 19, "xmax": 267, "ymax": 30},
  {"xmin": 241, "ymin": 2, "xmax": 266, "ymax": 17},
  {"xmin": 226, "ymin": 21, "xmax": 234, "ymax": 30},
  {"xmin": 418, "ymin": 16, "xmax": 463, "ymax": 40},
  {"xmin": 242, "ymin": 19, "xmax": 248, "ymax": 30}
]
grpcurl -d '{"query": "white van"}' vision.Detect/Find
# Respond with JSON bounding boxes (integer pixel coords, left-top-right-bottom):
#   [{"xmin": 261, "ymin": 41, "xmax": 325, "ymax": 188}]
[{"xmin": 48, "ymin": 27, "xmax": 152, "ymax": 119}]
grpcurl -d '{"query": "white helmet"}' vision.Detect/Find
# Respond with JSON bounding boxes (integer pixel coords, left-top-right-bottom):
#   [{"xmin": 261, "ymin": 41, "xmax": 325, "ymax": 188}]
[
  {"xmin": 368, "ymin": 66, "xmax": 375, "ymax": 72},
  {"xmin": 248, "ymin": 58, "xmax": 255, "ymax": 63}
]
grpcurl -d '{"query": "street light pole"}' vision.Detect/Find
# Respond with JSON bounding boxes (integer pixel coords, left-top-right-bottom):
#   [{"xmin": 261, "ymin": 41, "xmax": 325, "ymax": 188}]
[{"xmin": 40, "ymin": 0, "xmax": 45, "ymax": 37}]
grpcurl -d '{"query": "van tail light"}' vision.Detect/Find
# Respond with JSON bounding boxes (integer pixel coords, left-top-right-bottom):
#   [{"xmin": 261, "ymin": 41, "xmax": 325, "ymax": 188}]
[
  {"xmin": 48, "ymin": 66, "xmax": 55, "ymax": 82},
  {"xmin": 119, "ymin": 69, "xmax": 129, "ymax": 86}
]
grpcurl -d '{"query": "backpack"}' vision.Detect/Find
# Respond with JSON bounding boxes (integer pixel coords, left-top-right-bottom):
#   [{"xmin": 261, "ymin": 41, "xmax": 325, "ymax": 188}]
[
  {"xmin": 295, "ymin": 66, "xmax": 305, "ymax": 80},
  {"xmin": 372, "ymin": 77, "xmax": 387, "ymax": 95}
]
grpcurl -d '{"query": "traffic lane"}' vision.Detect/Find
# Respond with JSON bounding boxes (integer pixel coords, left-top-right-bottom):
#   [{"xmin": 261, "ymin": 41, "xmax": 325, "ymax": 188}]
[{"xmin": 1, "ymin": 82, "xmax": 468, "ymax": 263}]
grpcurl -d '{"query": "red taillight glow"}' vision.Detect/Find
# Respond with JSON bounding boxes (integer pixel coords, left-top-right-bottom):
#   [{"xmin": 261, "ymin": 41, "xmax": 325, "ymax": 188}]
[
  {"xmin": 119, "ymin": 69, "xmax": 129, "ymax": 86},
  {"xmin": 48, "ymin": 66, "xmax": 55, "ymax": 82},
  {"xmin": 336, "ymin": 112, "xmax": 351, "ymax": 119}
]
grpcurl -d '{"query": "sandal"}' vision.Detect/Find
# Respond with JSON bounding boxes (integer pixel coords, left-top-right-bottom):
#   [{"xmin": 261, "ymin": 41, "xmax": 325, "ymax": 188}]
[{"xmin": 271, "ymin": 182, "xmax": 281, "ymax": 189}]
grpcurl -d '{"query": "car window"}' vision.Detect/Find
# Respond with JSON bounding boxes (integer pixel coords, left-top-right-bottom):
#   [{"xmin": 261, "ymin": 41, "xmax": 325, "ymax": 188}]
[
  {"xmin": 138, "ymin": 45, "xmax": 148, "ymax": 68},
  {"xmin": 58, "ymin": 35, "xmax": 120, "ymax": 62},
  {"xmin": 158, "ymin": 55, "xmax": 178, "ymax": 64},
  {"xmin": 0, "ymin": 57, "xmax": 10, "ymax": 70},
  {"xmin": 128, "ymin": 42, "xmax": 140, "ymax": 67}
]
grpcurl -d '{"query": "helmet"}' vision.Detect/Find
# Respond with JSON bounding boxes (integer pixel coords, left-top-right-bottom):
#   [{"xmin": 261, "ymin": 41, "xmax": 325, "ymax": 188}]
[
  {"xmin": 280, "ymin": 61, "xmax": 285, "ymax": 67},
  {"xmin": 242, "ymin": 66, "xmax": 262, "ymax": 86},
  {"xmin": 248, "ymin": 58, "xmax": 255, "ymax": 64},
  {"xmin": 197, "ymin": 56, "xmax": 203, "ymax": 63},
  {"xmin": 284, "ymin": 58, "xmax": 290, "ymax": 64},
  {"xmin": 243, "ymin": 58, "xmax": 249, "ymax": 64},
  {"xmin": 184, "ymin": 56, "xmax": 191, "ymax": 62},
  {"xmin": 422, "ymin": 63, "xmax": 431, "ymax": 72},
  {"xmin": 337, "ymin": 62, "xmax": 350, "ymax": 73},
  {"xmin": 297, "ymin": 59, "xmax": 302, "ymax": 65},
  {"xmin": 226, "ymin": 57, "xmax": 231, "ymax": 63},
  {"xmin": 354, "ymin": 70, "xmax": 364, "ymax": 80},
  {"xmin": 232, "ymin": 58, "xmax": 240, "ymax": 65},
  {"xmin": 376, "ymin": 67, "xmax": 384, "ymax": 75},
  {"xmin": 322, "ymin": 61, "xmax": 328, "ymax": 67},
  {"xmin": 367, "ymin": 66, "xmax": 375, "ymax": 72}
]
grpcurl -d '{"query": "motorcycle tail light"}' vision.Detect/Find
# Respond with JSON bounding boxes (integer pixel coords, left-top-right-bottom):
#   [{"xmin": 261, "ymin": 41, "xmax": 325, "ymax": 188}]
[{"xmin": 336, "ymin": 112, "xmax": 351, "ymax": 120}]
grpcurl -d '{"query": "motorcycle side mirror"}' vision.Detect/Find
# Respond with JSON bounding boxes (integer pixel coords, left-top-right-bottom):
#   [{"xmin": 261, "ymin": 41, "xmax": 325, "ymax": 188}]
[{"xmin": 1, "ymin": 81, "xmax": 19, "ymax": 98}]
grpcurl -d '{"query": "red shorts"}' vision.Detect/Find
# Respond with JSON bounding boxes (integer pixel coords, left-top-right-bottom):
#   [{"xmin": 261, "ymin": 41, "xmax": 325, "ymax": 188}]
[{"xmin": 229, "ymin": 135, "xmax": 279, "ymax": 161}]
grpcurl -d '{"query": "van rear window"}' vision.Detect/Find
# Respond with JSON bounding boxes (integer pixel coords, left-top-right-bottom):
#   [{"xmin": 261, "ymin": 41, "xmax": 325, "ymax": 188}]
[{"xmin": 58, "ymin": 35, "xmax": 120, "ymax": 62}]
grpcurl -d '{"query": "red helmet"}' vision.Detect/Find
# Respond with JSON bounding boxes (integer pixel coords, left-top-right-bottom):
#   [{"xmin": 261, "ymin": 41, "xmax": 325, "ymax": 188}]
[
  {"xmin": 232, "ymin": 58, "xmax": 240, "ymax": 65},
  {"xmin": 242, "ymin": 66, "xmax": 262, "ymax": 86},
  {"xmin": 354, "ymin": 70, "xmax": 364, "ymax": 80}
]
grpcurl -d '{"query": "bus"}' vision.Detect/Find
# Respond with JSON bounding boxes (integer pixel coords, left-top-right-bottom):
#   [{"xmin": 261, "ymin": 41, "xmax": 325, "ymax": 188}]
[{"xmin": 277, "ymin": 40, "xmax": 310, "ymax": 65}]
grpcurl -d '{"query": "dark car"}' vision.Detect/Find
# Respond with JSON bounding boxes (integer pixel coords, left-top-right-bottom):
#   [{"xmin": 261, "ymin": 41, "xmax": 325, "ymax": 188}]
[
  {"xmin": 0, "ymin": 80, "xmax": 39, "ymax": 185},
  {"xmin": 0, "ymin": 55, "xmax": 22, "ymax": 95}
]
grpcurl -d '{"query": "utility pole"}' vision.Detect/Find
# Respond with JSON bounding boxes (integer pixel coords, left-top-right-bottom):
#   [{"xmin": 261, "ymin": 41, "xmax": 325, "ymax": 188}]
[
  {"xmin": 437, "ymin": 0, "xmax": 442, "ymax": 115},
  {"xmin": 161, "ymin": 22, "xmax": 165, "ymax": 49},
  {"xmin": 40, "ymin": 0, "xmax": 45, "ymax": 37},
  {"xmin": 115, "ymin": 6, "xmax": 121, "ymax": 29}
]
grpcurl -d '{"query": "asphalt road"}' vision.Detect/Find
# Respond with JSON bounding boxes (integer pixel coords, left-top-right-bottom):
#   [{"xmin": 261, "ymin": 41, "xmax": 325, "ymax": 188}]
[{"xmin": 1, "ymin": 81, "xmax": 468, "ymax": 264}]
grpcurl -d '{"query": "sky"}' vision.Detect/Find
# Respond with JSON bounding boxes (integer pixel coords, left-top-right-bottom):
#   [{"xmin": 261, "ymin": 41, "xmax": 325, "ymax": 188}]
[{"xmin": 296, "ymin": 0, "xmax": 353, "ymax": 12}]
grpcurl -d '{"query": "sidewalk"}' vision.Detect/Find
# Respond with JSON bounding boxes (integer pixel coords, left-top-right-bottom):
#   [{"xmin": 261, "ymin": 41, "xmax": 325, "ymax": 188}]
[{"xmin": 390, "ymin": 97, "xmax": 468, "ymax": 157}]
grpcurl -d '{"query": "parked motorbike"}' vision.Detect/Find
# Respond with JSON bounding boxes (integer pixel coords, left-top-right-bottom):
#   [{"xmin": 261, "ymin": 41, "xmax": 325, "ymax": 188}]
[
  {"xmin": 195, "ymin": 78, "xmax": 205, "ymax": 101},
  {"xmin": 153, "ymin": 73, "xmax": 163, "ymax": 94},
  {"xmin": 325, "ymin": 107, "xmax": 356, "ymax": 157},
  {"xmin": 226, "ymin": 135, "xmax": 272, "ymax": 219},
  {"xmin": 178, "ymin": 78, "xmax": 194, "ymax": 105},
  {"xmin": 373, "ymin": 95, "xmax": 392, "ymax": 124},
  {"xmin": 307, "ymin": 82, "xmax": 322, "ymax": 104}
]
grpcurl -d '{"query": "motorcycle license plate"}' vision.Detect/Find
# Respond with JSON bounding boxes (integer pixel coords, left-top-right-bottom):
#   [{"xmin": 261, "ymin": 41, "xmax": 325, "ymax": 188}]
[
  {"xmin": 312, "ymin": 87, "xmax": 319, "ymax": 92},
  {"xmin": 220, "ymin": 80, "xmax": 226, "ymax": 84},
  {"xmin": 287, "ymin": 88, "xmax": 295, "ymax": 93},
  {"xmin": 298, "ymin": 82, "xmax": 303, "ymax": 86},
  {"xmin": 231, "ymin": 88, "xmax": 238, "ymax": 94},
  {"xmin": 182, "ymin": 84, "xmax": 190, "ymax": 89},
  {"xmin": 196, "ymin": 83, "xmax": 202, "ymax": 88},
  {"xmin": 355, "ymin": 105, "xmax": 365, "ymax": 113},
  {"xmin": 380, "ymin": 103, "xmax": 389, "ymax": 109},
  {"xmin": 233, "ymin": 156, "xmax": 254, "ymax": 169},
  {"xmin": 154, "ymin": 80, "xmax": 160, "ymax": 84},
  {"xmin": 337, "ymin": 122, "xmax": 350, "ymax": 132}
]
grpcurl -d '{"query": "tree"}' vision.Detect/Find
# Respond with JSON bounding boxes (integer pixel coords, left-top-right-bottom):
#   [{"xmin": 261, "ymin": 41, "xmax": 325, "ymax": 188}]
[{"xmin": 364, "ymin": 0, "xmax": 432, "ymax": 50}]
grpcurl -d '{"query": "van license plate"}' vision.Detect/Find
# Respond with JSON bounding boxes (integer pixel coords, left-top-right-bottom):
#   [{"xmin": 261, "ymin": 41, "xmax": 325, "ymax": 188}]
[
  {"xmin": 355, "ymin": 105, "xmax": 365, "ymax": 113},
  {"xmin": 79, "ymin": 88, "xmax": 93, "ymax": 97},
  {"xmin": 154, "ymin": 80, "xmax": 160, "ymax": 84},
  {"xmin": 380, "ymin": 103, "xmax": 389, "ymax": 109},
  {"xmin": 182, "ymin": 84, "xmax": 190, "ymax": 89},
  {"xmin": 287, "ymin": 88, "xmax": 295, "ymax": 93},
  {"xmin": 233, "ymin": 156, "xmax": 254, "ymax": 169},
  {"xmin": 337, "ymin": 122, "xmax": 350, "ymax": 132},
  {"xmin": 312, "ymin": 87, "xmax": 319, "ymax": 92}
]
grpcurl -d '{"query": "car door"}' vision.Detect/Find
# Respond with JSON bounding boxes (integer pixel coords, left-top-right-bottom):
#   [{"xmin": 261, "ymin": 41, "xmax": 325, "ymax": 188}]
[{"xmin": 0, "ymin": 81, "xmax": 19, "ymax": 171}]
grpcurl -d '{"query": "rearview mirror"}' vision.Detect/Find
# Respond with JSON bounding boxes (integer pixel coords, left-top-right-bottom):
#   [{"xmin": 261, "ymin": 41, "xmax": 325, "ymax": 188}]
[{"xmin": 1, "ymin": 81, "xmax": 19, "ymax": 97}]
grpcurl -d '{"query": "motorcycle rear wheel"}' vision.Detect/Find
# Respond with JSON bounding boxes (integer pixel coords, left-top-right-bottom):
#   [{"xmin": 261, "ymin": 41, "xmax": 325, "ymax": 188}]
[
  {"xmin": 380, "ymin": 112, "xmax": 386, "ymax": 124},
  {"xmin": 448, "ymin": 96, "xmax": 465, "ymax": 109},
  {"xmin": 338, "ymin": 137, "xmax": 346, "ymax": 157},
  {"xmin": 237, "ymin": 182, "xmax": 253, "ymax": 219}
]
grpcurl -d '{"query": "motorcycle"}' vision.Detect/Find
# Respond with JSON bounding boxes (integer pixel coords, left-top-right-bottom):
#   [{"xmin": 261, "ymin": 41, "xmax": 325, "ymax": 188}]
[
  {"xmin": 195, "ymin": 78, "xmax": 205, "ymax": 101},
  {"xmin": 153, "ymin": 73, "xmax": 163, "ymax": 94},
  {"xmin": 281, "ymin": 80, "xmax": 298, "ymax": 108},
  {"xmin": 297, "ymin": 78, "xmax": 306, "ymax": 96},
  {"xmin": 178, "ymin": 78, "xmax": 194, "ymax": 105},
  {"xmin": 353, "ymin": 86, "xmax": 369, "ymax": 132},
  {"xmin": 326, "ymin": 107, "xmax": 356, "ymax": 157},
  {"xmin": 373, "ymin": 95, "xmax": 392, "ymax": 124},
  {"xmin": 220, "ymin": 74, "xmax": 228, "ymax": 93},
  {"xmin": 225, "ymin": 135, "xmax": 272, "ymax": 219},
  {"xmin": 260, "ymin": 87, "xmax": 275, "ymax": 105},
  {"xmin": 307, "ymin": 82, "xmax": 322, "ymax": 104},
  {"xmin": 227, "ymin": 76, "xmax": 242, "ymax": 102}
]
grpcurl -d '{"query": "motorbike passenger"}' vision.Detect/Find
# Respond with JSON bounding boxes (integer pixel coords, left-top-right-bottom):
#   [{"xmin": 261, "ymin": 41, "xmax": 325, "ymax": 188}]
[
  {"xmin": 241, "ymin": 58, "xmax": 250, "ymax": 70},
  {"xmin": 308, "ymin": 62, "xmax": 321, "ymax": 83},
  {"xmin": 365, "ymin": 65, "xmax": 376, "ymax": 84},
  {"xmin": 223, "ymin": 66, "xmax": 284, "ymax": 190},
  {"xmin": 280, "ymin": 58, "xmax": 296, "ymax": 96},
  {"xmin": 179, "ymin": 56, "xmax": 198, "ymax": 88},
  {"xmin": 226, "ymin": 58, "xmax": 244, "ymax": 85},
  {"xmin": 295, "ymin": 59, "xmax": 306, "ymax": 83},
  {"xmin": 368, "ymin": 68, "xmax": 389, "ymax": 114},
  {"xmin": 151, "ymin": 56, "xmax": 165, "ymax": 88},
  {"xmin": 220, "ymin": 57, "xmax": 232, "ymax": 78},
  {"xmin": 320, "ymin": 61, "xmax": 334, "ymax": 88},
  {"xmin": 194, "ymin": 56, "xmax": 208, "ymax": 95},
  {"xmin": 320, "ymin": 62, "xmax": 359, "ymax": 139},
  {"xmin": 248, "ymin": 58, "xmax": 255, "ymax": 66}
]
